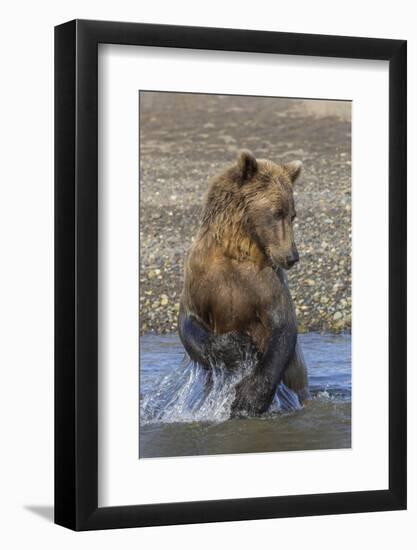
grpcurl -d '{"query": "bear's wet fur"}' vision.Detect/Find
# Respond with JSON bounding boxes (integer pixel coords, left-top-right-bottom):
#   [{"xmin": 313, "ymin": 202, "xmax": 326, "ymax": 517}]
[{"xmin": 179, "ymin": 150, "xmax": 309, "ymax": 416}]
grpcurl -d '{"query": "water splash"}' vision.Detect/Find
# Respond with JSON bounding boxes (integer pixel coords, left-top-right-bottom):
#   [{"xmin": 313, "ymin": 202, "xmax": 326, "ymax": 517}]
[{"xmin": 140, "ymin": 355, "xmax": 302, "ymax": 425}]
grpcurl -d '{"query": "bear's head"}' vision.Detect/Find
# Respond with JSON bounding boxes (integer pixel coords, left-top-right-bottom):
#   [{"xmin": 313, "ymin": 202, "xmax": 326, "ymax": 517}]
[{"xmin": 201, "ymin": 150, "xmax": 302, "ymax": 270}]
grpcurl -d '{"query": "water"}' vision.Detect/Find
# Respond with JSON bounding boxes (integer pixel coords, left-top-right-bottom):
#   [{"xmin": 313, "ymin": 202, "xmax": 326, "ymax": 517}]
[{"xmin": 139, "ymin": 333, "xmax": 351, "ymax": 458}]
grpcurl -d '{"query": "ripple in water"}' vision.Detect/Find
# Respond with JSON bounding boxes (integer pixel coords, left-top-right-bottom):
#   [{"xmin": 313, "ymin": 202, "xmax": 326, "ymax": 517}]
[
  {"xmin": 140, "ymin": 356, "xmax": 302, "ymax": 425},
  {"xmin": 139, "ymin": 333, "xmax": 351, "ymax": 457}
]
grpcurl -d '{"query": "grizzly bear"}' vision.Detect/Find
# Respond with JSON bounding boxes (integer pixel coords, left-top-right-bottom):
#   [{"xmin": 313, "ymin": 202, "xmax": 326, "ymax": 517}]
[{"xmin": 178, "ymin": 150, "xmax": 309, "ymax": 416}]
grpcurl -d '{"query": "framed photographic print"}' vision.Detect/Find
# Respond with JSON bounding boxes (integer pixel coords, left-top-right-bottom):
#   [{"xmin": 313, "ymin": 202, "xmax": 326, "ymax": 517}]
[{"xmin": 55, "ymin": 20, "xmax": 406, "ymax": 530}]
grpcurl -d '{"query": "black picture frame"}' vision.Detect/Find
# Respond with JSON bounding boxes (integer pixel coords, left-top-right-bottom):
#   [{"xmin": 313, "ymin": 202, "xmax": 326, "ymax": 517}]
[{"xmin": 55, "ymin": 19, "xmax": 407, "ymax": 531}]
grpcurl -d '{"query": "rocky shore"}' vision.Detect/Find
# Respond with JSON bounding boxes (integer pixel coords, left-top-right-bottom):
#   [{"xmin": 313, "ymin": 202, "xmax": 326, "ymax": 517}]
[{"xmin": 139, "ymin": 93, "xmax": 351, "ymax": 335}]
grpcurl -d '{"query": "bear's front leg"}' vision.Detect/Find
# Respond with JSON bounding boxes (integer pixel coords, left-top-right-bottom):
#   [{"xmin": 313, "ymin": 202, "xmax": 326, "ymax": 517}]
[
  {"xmin": 230, "ymin": 372, "xmax": 276, "ymax": 416},
  {"xmin": 231, "ymin": 325, "xmax": 297, "ymax": 417},
  {"xmin": 178, "ymin": 311, "xmax": 259, "ymax": 370}
]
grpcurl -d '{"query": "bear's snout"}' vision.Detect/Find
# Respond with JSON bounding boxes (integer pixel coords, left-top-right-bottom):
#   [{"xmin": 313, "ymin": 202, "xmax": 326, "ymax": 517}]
[{"xmin": 286, "ymin": 248, "xmax": 299, "ymax": 269}]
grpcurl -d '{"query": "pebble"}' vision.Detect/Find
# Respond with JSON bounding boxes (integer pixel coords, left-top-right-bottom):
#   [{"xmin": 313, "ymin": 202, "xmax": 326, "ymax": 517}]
[{"xmin": 139, "ymin": 94, "xmax": 351, "ymax": 335}]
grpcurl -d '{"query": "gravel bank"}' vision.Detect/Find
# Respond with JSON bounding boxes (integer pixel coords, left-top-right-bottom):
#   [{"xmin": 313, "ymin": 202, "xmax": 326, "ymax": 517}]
[{"xmin": 139, "ymin": 93, "xmax": 351, "ymax": 335}]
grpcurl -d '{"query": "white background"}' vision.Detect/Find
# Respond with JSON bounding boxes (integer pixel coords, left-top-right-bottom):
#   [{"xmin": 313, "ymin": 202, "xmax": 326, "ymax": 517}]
[
  {"xmin": 99, "ymin": 46, "xmax": 389, "ymax": 506},
  {"xmin": 0, "ymin": 1, "xmax": 415, "ymax": 548}
]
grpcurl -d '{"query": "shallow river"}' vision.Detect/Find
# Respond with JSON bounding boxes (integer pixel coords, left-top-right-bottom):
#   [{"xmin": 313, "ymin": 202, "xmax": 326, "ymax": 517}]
[{"xmin": 139, "ymin": 333, "xmax": 351, "ymax": 458}]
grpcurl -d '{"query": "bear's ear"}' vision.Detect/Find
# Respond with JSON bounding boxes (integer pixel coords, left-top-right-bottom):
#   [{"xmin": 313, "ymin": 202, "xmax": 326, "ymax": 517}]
[
  {"xmin": 284, "ymin": 160, "xmax": 302, "ymax": 184},
  {"xmin": 237, "ymin": 150, "xmax": 258, "ymax": 182}
]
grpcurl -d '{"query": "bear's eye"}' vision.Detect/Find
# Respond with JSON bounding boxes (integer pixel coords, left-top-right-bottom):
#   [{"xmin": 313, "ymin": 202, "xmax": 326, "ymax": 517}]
[{"xmin": 275, "ymin": 210, "xmax": 284, "ymax": 220}]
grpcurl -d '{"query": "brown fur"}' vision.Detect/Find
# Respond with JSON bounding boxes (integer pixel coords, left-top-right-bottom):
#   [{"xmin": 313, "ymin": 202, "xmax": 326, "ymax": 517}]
[{"xmin": 180, "ymin": 150, "xmax": 308, "ymax": 399}]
